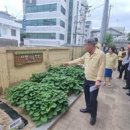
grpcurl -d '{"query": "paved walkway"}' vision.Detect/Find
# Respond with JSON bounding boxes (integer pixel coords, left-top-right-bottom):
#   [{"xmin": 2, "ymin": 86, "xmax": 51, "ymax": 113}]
[{"xmin": 50, "ymin": 72, "xmax": 130, "ymax": 130}]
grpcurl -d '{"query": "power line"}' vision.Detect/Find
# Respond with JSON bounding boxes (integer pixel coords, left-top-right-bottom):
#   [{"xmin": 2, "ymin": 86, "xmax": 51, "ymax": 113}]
[
  {"xmin": 112, "ymin": 0, "xmax": 120, "ymax": 26},
  {"xmin": 89, "ymin": 0, "xmax": 103, "ymax": 8},
  {"xmin": 90, "ymin": 3, "xmax": 104, "ymax": 12}
]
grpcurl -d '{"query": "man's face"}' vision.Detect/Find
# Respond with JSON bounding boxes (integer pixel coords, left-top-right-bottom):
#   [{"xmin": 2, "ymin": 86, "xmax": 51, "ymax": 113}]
[
  {"xmin": 84, "ymin": 43, "xmax": 94, "ymax": 52},
  {"xmin": 120, "ymin": 48, "xmax": 123, "ymax": 51},
  {"xmin": 109, "ymin": 48, "xmax": 112, "ymax": 53}
]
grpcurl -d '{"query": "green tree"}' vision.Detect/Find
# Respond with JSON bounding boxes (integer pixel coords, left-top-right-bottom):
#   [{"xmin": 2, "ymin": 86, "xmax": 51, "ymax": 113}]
[
  {"xmin": 127, "ymin": 33, "xmax": 130, "ymax": 41},
  {"xmin": 20, "ymin": 33, "xmax": 27, "ymax": 42},
  {"xmin": 104, "ymin": 33, "xmax": 114, "ymax": 46}
]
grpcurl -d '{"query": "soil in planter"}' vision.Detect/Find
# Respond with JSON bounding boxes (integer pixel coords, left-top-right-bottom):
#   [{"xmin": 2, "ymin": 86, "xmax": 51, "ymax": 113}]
[{"xmin": 0, "ymin": 101, "xmax": 28, "ymax": 129}]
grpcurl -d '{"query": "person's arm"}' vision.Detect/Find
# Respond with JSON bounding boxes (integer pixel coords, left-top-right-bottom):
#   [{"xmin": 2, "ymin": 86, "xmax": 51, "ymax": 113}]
[
  {"xmin": 118, "ymin": 51, "xmax": 122, "ymax": 57},
  {"xmin": 96, "ymin": 53, "xmax": 106, "ymax": 81},
  {"xmin": 122, "ymin": 55, "xmax": 130, "ymax": 65},
  {"xmin": 96, "ymin": 43, "xmax": 102, "ymax": 50},
  {"xmin": 122, "ymin": 56, "xmax": 126, "ymax": 65},
  {"xmin": 115, "ymin": 55, "xmax": 118, "ymax": 69},
  {"xmin": 95, "ymin": 53, "xmax": 106, "ymax": 88},
  {"xmin": 67, "ymin": 54, "xmax": 85, "ymax": 65}
]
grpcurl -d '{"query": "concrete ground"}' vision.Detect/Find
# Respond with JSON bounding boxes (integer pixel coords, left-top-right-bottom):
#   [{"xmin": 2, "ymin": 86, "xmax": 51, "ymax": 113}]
[{"xmin": 50, "ymin": 72, "xmax": 130, "ymax": 130}]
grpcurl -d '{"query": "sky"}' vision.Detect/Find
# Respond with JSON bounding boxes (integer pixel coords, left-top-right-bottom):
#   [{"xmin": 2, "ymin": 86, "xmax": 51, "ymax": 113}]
[
  {"xmin": 0, "ymin": 0, "xmax": 130, "ymax": 31},
  {"xmin": 87, "ymin": 0, "xmax": 130, "ymax": 31}
]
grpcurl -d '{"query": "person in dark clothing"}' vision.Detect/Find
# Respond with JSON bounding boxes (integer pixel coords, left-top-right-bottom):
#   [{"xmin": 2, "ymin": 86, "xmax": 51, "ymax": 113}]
[
  {"xmin": 118, "ymin": 49, "xmax": 130, "ymax": 80},
  {"xmin": 103, "ymin": 44, "xmax": 108, "ymax": 54},
  {"xmin": 114, "ymin": 48, "xmax": 118, "ymax": 55},
  {"xmin": 126, "ymin": 62, "xmax": 130, "ymax": 96},
  {"xmin": 123, "ymin": 44, "xmax": 130, "ymax": 89},
  {"xmin": 118, "ymin": 62, "xmax": 129, "ymax": 80},
  {"xmin": 118, "ymin": 47, "xmax": 126, "ymax": 72},
  {"xmin": 65, "ymin": 39, "xmax": 105, "ymax": 125}
]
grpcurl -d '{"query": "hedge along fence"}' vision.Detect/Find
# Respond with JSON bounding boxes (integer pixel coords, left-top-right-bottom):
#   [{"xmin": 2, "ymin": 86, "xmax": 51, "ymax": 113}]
[{"xmin": 0, "ymin": 46, "xmax": 84, "ymax": 93}]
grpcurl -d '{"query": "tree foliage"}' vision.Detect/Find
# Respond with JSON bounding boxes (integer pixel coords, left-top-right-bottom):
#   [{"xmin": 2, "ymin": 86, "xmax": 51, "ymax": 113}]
[
  {"xmin": 104, "ymin": 33, "xmax": 114, "ymax": 46},
  {"xmin": 20, "ymin": 33, "xmax": 27, "ymax": 42},
  {"xmin": 127, "ymin": 33, "xmax": 130, "ymax": 41}
]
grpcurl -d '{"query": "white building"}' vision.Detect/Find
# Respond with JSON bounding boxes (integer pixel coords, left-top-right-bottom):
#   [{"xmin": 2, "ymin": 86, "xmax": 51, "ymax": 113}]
[
  {"xmin": 23, "ymin": 0, "xmax": 90, "ymax": 46},
  {"xmin": 0, "ymin": 11, "xmax": 22, "ymax": 46},
  {"xmin": 84, "ymin": 21, "xmax": 92, "ymax": 39},
  {"xmin": 67, "ymin": 0, "xmax": 89, "ymax": 45},
  {"xmin": 91, "ymin": 29, "xmax": 100, "ymax": 40},
  {"xmin": 23, "ymin": 0, "xmax": 67, "ymax": 47},
  {"xmin": 91, "ymin": 27, "xmax": 126, "ymax": 42}
]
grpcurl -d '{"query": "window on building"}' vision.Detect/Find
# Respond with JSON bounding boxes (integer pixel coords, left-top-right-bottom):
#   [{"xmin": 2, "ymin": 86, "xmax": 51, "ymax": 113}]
[
  {"xmin": 25, "ymin": 3, "xmax": 57, "ymax": 13},
  {"xmin": 0, "ymin": 27, "xmax": 1, "ymax": 37},
  {"xmin": 11, "ymin": 29, "xmax": 16, "ymax": 36},
  {"xmin": 26, "ymin": 19, "xmax": 56, "ymax": 26},
  {"xmin": 2, "ymin": 27, "xmax": 7, "ymax": 35},
  {"xmin": 25, "ymin": 0, "xmax": 36, "ymax": 4},
  {"xmin": 27, "ymin": 6, "xmax": 31, "ymax": 12},
  {"xmin": 61, "ymin": 5, "xmax": 66, "ymax": 15},
  {"xmin": 60, "ymin": 34, "xmax": 64, "ymax": 40},
  {"xmin": 27, "ymin": 33, "xmax": 56, "ymax": 39},
  {"xmin": 60, "ymin": 20, "xmax": 65, "ymax": 28}
]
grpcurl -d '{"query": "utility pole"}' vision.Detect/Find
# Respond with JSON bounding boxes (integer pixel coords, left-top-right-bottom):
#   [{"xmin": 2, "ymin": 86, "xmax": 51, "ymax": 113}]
[
  {"xmin": 82, "ymin": 5, "xmax": 89, "ymax": 44},
  {"xmin": 73, "ymin": 0, "xmax": 90, "ymax": 45},
  {"xmin": 107, "ymin": 4, "xmax": 112, "ymax": 28},
  {"xmin": 74, "ymin": 1, "xmax": 79, "ymax": 44},
  {"xmin": 100, "ymin": 0, "xmax": 109, "ymax": 44},
  {"xmin": 23, "ymin": 0, "xmax": 26, "ymax": 32}
]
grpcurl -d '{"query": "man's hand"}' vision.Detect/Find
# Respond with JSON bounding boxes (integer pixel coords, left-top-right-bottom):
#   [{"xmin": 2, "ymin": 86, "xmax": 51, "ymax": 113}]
[{"xmin": 95, "ymin": 80, "xmax": 101, "ymax": 88}]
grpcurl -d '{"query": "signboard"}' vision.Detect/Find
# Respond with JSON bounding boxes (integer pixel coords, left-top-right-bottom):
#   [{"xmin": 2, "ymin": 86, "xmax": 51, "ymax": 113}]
[
  {"xmin": 0, "ymin": 125, "xmax": 2, "ymax": 130},
  {"xmin": 9, "ymin": 118, "xmax": 22, "ymax": 130},
  {"xmin": 0, "ymin": 118, "xmax": 22, "ymax": 130},
  {"xmin": 14, "ymin": 51, "xmax": 43, "ymax": 67}
]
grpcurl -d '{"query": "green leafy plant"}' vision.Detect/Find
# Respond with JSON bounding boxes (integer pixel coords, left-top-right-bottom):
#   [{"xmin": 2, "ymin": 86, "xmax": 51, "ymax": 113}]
[
  {"xmin": 6, "ymin": 81, "xmax": 68, "ymax": 127},
  {"xmin": 6, "ymin": 66, "xmax": 84, "ymax": 127},
  {"xmin": 31, "ymin": 66, "xmax": 84, "ymax": 95}
]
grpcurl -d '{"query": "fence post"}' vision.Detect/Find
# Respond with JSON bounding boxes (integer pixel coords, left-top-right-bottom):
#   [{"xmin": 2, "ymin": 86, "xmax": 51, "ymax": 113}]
[
  {"xmin": 44, "ymin": 49, "xmax": 51, "ymax": 69},
  {"xmin": 0, "ymin": 49, "xmax": 9, "ymax": 94}
]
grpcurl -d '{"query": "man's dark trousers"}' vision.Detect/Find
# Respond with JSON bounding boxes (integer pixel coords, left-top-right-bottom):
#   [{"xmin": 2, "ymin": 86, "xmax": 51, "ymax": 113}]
[
  {"xmin": 119, "ymin": 64, "xmax": 129, "ymax": 80},
  {"xmin": 126, "ymin": 70, "xmax": 130, "ymax": 92},
  {"xmin": 83, "ymin": 79, "xmax": 99, "ymax": 118}
]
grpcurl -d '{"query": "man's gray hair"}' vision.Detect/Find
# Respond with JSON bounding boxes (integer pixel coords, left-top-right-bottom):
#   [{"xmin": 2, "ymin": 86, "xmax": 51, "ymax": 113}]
[{"xmin": 84, "ymin": 38, "xmax": 96, "ymax": 45}]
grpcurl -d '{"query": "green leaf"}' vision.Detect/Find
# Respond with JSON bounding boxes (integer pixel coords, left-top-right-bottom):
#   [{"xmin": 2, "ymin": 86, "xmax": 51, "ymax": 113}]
[
  {"xmin": 32, "ymin": 116, "xmax": 40, "ymax": 121},
  {"xmin": 46, "ymin": 107, "xmax": 51, "ymax": 112},
  {"xmin": 41, "ymin": 117, "xmax": 48, "ymax": 123},
  {"xmin": 56, "ymin": 107, "xmax": 62, "ymax": 112},
  {"xmin": 33, "ymin": 112, "xmax": 40, "ymax": 117},
  {"xmin": 19, "ymin": 104, "xmax": 25, "ymax": 108},
  {"xmin": 53, "ymin": 112, "xmax": 57, "ymax": 116},
  {"xmin": 36, "ymin": 121, "xmax": 43, "ymax": 127},
  {"xmin": 29, "ymin": 111, "xmax": 34, "ymax": 115},
  {"xmin": 51, "ymin": 103, "xmax": 57, "ymax": 108}
]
